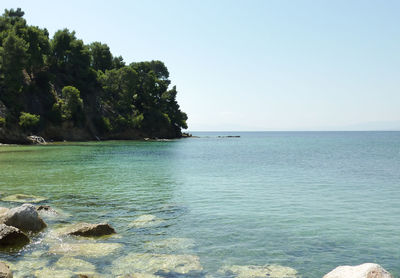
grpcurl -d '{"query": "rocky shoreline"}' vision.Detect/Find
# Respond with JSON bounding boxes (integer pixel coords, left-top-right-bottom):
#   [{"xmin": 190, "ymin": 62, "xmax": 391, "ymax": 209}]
[
  {"xmin": 0, "ymin": 194, "xmax": 395, "ymax": 277},
  {"xmin": 0, "ymin": 133, "xmax": 193, "ymax": 145}
]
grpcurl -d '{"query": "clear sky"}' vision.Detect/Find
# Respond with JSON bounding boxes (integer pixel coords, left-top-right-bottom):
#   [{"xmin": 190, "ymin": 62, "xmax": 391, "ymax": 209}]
[{"xmin": 1, "ymin": 0, "xmax": 399, "ymax": 131}]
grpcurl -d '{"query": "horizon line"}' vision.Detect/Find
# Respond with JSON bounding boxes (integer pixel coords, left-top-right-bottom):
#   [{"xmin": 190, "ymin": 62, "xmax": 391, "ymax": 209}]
[{"xmin": 186, "ymin": 130, "xmax": 400, "ymax": 132}]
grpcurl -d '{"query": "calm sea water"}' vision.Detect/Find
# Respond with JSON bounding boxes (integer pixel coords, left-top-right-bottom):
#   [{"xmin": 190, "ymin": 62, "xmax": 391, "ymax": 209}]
[{"xmin": 0, "ymin": 131, "xmax": 399, "ymax": 277}]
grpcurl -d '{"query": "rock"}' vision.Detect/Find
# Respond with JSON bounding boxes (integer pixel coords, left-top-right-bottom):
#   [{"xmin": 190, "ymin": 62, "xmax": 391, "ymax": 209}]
[
  {"xmin": 0, "ymin": 204, "xmax": 46, "ymax": 232},
  {"xmin": 129, "ymin": 215, "xmax": 164, "ymax": 228},
  {"xmin": 0, "ymin": 262, "xmax": 12, "ymax": 278},
  {"xmin": 0, "ymin": 224, "xmax": 29, "ymax": 248},
  {"xmin": 49, "ymin": 242, "xmax": 123, "ymax": 257},
  {"xmin": 2, "ymin": 194, "xmax": 47, "ymax": 203},
  {"xmin": 61, "ymin": 222, "xmax": 116, "ymax": 237},
  {"xmin": 218, "ymin": 264, "xmax": 299, "ymax": 278},
  {"xmin": 112, "ymin": 253, "xmax": 202, "ymax": 276},
  {"xmin": 27, "ymin": 135, "xmax": 46, "ymax": 145},
  {"xmin": 323, "ymin": 263, "xmax": 393, "ymax": 278}
]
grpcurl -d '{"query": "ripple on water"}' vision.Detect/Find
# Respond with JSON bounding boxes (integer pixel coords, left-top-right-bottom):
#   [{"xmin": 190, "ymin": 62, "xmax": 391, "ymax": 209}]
[{"xmin": 144, "ymin": 237, "xmax": 196, "ymax": 252}]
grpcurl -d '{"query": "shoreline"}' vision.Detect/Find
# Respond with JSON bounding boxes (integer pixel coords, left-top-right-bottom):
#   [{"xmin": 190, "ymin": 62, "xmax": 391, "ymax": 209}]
[{"xmin": 0, "ymin": 132, "xmax": 193, "ymax": 146}]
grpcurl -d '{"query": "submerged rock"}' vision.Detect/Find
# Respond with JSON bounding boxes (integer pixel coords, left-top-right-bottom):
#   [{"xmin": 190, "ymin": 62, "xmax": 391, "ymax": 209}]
[
  {"xmin": 145, "ymin": 237, "xmax": 195, "ymax": 252},
  {"xmin": 218, "ymin": 264, "xmax": 299, "ymax": 278},
  {"xmin": 323, "ymin": 263, "xmax": 393, "ymax": 278},
  {"xmin": 129, "ymin": 215, "xmax": 164, "ymax": 228},
  {"xmin": 59, "ymin": 222, "xmax": 116, "ymax": 237},
  {"xmin": 2, "ymin": 194, "xmax": 47, "ymax": 203},
  {"xmin": 10, "ymin": 251, "xmax": 49, "ymax": 277},
  {"xmin": 34, "ymin": 268, "xmax": 76, "ymax": 278},
  {"xmin": 9, "ymin": 250, "xmax": 101, "ymax": 278},
  {"xmin": 54, "ymin": 256, "xmax": 96, "ymax": 273},
  {"xmin": 119, "ymin": 274, "xmax": 162, "ymax": 278},
  {"xmin": 0, "ymin": 261, "xmax": 12, "ymax": 278},
  {"xmin": 112, "ymin": 253, "xmax": 202, "ymax": 276},
  {"xmin": 0, "ymin": 224, "xmax": 29, "ymax": 248},
  {"xmin": 49, "ymin": 242, "xmax": 123, "ymax": 257},
  {"xmin": 0, "ymin": 204, "xmax": 46, "ymax": 232}
]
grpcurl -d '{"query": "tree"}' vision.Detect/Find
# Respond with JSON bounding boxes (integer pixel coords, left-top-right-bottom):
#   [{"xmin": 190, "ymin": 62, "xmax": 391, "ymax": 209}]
[
  {"xmin": 61, "ymin": 86, "xmax": 84, "ymax": 123},
  {"xmin": 50, "ymin": 29, "xmax": 90, "ymax": 76},
  {"xmin": 90, "ymin": 42, "xmax": 112, "ymax": 72},
  {"xmin": 24, "ymin": 26, "xmax": 50, "ymax": 78},
  {"xmin": 4, "ymin": 8, "xmax": 24, "ymax": 18},
  {"xmin": 0, "ymin": 8, "xmax": 188, "ymax": 141},
  {"xmin": 112, "ymin": 55, "xmax": 125, "ymax": 69},
  {"xmin": 50, "ymin": 29, "xmax": 92, "ymax": 95},
  {"xmin": 161, "ymin": 86, "xmax": 188, "ymax": 130},
  {"xmin": 0, "ymin": 30, "xmax": 27, "ymax": 95}
]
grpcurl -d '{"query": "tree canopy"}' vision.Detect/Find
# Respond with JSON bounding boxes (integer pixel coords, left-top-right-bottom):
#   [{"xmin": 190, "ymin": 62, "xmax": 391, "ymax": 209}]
[{"xmin": 0, "ymin": 8, "xmax": 187, "ymax": 141}]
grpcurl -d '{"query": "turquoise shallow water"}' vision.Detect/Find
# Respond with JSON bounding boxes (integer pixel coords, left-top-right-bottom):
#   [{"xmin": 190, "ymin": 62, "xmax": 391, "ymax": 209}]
[{"xmin": 0, "ymin": 131, "xmax": 399, "ymax": 277}]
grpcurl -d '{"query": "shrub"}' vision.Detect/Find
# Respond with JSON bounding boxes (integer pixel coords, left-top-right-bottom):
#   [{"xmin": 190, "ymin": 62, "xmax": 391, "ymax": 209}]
[
  {"xmin": 19, "ymin": 112, "xmax": 40, "ymax": 129},
  {"xmin": 0, "ymin": 117, "xmax": 5, "ymax": 127}
]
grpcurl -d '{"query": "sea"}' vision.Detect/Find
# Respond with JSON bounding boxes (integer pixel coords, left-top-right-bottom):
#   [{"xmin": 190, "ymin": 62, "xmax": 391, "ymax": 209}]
[{"xmin": 0, "ymin": 131, "xmax": 399, "ymax": 277}]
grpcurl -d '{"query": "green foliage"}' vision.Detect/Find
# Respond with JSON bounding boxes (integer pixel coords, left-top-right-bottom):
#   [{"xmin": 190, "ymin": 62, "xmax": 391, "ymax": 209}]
[
  {"xmin": 1, "ymin": 30, "xmax": 27, "ymax": 93},
  {"xmin": 90, "ymin": 42, "xmax": 112, "ymax": 72},
  {"xmin": 4, "ymin": 8, "xmax": 24, "ymax": 18},
  {"xmin": 50, "ymin": 100, "xmax": 63, "ymax": 124},
  {"xmin": 132, "ymin": 113, "xmax": 144, "ymax": 129},
  {"xmin": 19, "ymin": 112, "xmax": 40, "ymax": 129},
  {"xmin": 25, "ymin": 26, "xmax": 50, "ymax": 77},
  {"xmin": 61, "ymin": 86, "xmax": 84, "ymax": 123},
  {"xmin": 0, "ymin": 8, "xmax": 188, "ymax": 139},
  {"xmin": 49, "ymin": 29, "xmax": 91, "ymax": 93},
  {"xmin": 0, "ymin": 117, "xmax": 5, "ymax": 127},
  {"xmin": 101, "ymin": 116, "xmax": 112, "ymax": 132},
  {"xmin": 112, "ymin": 56, "xmax": 125, "ymax": 69}
]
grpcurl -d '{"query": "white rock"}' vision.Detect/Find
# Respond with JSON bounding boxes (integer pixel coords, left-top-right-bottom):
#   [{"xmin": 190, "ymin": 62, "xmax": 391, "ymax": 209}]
[
  {"xmin": 0, "ymin": 261, "xmax": 12, "ymax": 278},
  {"xmin": 323, "ymin": 263, "xmax": 393, "ymax": 278}
]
